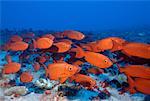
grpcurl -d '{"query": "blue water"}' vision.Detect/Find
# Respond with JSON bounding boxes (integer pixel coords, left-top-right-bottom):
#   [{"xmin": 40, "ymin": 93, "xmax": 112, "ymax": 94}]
[{"xmin": 1, "ymin": 1, "xmax": 150, "ymax": 31}]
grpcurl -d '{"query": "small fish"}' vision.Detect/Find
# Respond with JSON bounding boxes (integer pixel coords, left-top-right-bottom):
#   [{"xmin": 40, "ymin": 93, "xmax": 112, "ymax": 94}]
[
  {"xmin": 10, "ymin": 35, "xmax": 23, "ymax": 42},
  {"xmin": 127, "ymin": 76, "xmax": 150, "ymax": 95},
  {"xmin": 20, "ymin": 72, "xmax": 33, "ymax": 83},
  {"xmin": 53, "ymin": 42, "xmax": 71, "ymax": 53},
  {"xmin": 9, "ymin": 41, "xmax": 29, "ymax": 51},
  {"xmin": 96, "ymin": 38, "xmax": 113, "ymax": 52},
  {"xmin": 72, "ymin": 60, "xmax": 84, "ymax": 66},
  {"xmin": 133, "ymin": 78, "xmax": 150, "ymax": 95},
  {"xmin": 72, "ymin": 45, "xmax": 113, "ymax": 68},
  {"xmin": 63, "ymin": 30, "xmax": 85, "ymax": 40},
  {"xmin": 69, "ymin": 73, "xmax": 96, "ymax": 89},
  {"xmin": 41, "ymin": 34, "xmax": 55, "ymax": 40},
  {"xmin": 36, "ymin": 38, "xmax": 53, "ymax": 49},
  {"xmin": 44, "ymin": 62, "xmax": 80, "ymax": 83},
  {"xmin": 87, "ymin": 67, "xmax": 104, "ymax": 75},
  {"xmin": 2, "ymin": 62, "xmax": 21, "ymax": 74},
  {"xmin": 112, "ymin": 42, "xmax": 150, "ymax": 59},
  {"xmin": 59, "ymin": 39, "xmax": 73, "ymax": 45},
  {"xmin": 119, "ymin": 65, "xmax": 150, "ymax": 79},
  {"xmin": 84, "ymin": 51, "xmax": 113, "ymax": 68}
]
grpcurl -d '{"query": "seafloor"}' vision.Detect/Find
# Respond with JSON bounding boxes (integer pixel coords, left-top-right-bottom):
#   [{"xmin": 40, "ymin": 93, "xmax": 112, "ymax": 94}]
[{"xmin": 0, "ymin": 29, "xmax": 150, "ymax": 101}]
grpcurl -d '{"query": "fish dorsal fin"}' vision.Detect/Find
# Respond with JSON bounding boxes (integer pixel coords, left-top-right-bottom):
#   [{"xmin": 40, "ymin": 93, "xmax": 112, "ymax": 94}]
[
  {"xmin": 74, "ymin": 44, "xmax": 85, "ymax": 58},
  {"xmin": 110, "ymin": 40, "xmax": 123, "ymax": 52}
]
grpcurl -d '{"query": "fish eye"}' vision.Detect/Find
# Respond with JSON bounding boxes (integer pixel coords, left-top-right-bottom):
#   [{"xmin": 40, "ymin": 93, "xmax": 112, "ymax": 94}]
[
  {"xmin": 68, "ymin": 67, "xmax": 72, "ymax": 71},
  {"xmin": 104, "ymin": 60, "xmax": 107, "ymax": 63}
]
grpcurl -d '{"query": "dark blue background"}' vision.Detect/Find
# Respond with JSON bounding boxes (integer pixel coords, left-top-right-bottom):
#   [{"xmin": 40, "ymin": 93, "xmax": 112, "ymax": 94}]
[{"xmin": 1, "ymin": 1, "xmax": 150, "ymax": 31}]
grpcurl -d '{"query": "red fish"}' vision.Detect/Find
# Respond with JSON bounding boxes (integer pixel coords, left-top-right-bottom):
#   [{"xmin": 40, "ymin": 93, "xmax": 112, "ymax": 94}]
[
  {"xmin": 119, "ymin": 65, "xmax": 150, "ymax": 79},
  {"xmin": 59, "ymin": 39, "xmax": 73, "ymax": 45},
  {"xmin": 2, "ymin": 62, "xmax": 21, "ymax": 74},
  {"xmin": 63, "ymin": 30, "xmax": 85, "ymax": 40},
  {"xmin": 44, "ymin": 62, "xmax": 80, "ymax": 83},
  {"xmin": 112, "ymin": 42, "xmax": 150, "ymax": 59},
  {"xmin": 10, "ymin": 35, "xmax": 23, "ymax": 42},
  {"xmin": 71, "ymin": 45, "xmax": 113, "ymax": 68},
  {"xmin": 53, "ymin": 42, "xmax": 71, "ymax": 53},
  {"xmin": 72, "ymin": 60, "xmax": 84, "ymax": 66},
  {"xmin": 9, "ymin": 41, "xmax": 29, "ymax": 51},
  {"xmin": 127, "ymin": 76, "xmax": 150, "ymax": 94},
  {"xmin": 36, "ymin": 38, "xmax": 53, "ymax": 49},
  {"xmin": 69, "ymin": 73, "xmax": 96, "ymax": 89},
  {"xmin": 96, "ymin": 38, "xmax": 113, "ymax": 52},
  {"xmin": 87, "ymin": 67, "xmax": 104, "ymax": 75},
  {"xmin": 42, "ymin": 34, "xmax": 55, "ymax": 40},
  {"xmin": 20, "ymin": 72, "xmax": 33, "ymax": 83}
]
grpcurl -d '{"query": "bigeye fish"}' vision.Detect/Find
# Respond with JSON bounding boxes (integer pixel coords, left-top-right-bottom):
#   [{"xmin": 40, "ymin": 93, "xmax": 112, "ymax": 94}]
[
  {"xmin": 69, "ymin": 73, "xmax": 96, "ymax": 89},
  {"xmin": 71, "ymin": 45, "xmax": 113, "ymax": 68},
  {"xmin": 112, "ymin": 41, "xmax": 150, "ymax": 59},
  {"xmin": 63, "ymin": 30, "xmax": 85, "ymax": 40},
  {"xmin": 44, "ymin": 62, "xmax": 80, "ymax": 83},
  {"xmin": 119, "ymin": 65, "xmax": 150, "ymax": 79}
]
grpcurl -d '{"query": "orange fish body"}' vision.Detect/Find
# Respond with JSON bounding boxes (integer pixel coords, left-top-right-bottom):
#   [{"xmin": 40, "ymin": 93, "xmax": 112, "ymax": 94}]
[
  {"xmin": 127, "ymin": 76, "xmax": 150, "ymax": 94},
  {"xmin": 71, "ymin": 45, "xmax": 113, "ymax": 68},
  {"xmin": 45, "ymin": 62, "xmax": 79, "ymax": 83},
  {"xmin": 84, "ymin": 51, "xmax": 113, "ymax": 68},
  {"xmin": 134, "ymin": 78, "xmax": 150, "ymax": 95},
  {"xmin": 10, "ymin": 35, "xmax": 23, "ymax": 42},
  {"xmin": 69, "ymin": 74, "xmax": 96, "ymax": 89},
  {"xmin": 119, "ymin": 65, "xmax": 150, "ymax": 79},
  {"xmin": 59, "ymin": 39, "xmax": 73, "ymax": 45},
  {"xmin": 20, "ymin": 72, "xmax": 33, "ymax": 83},
  {"xmin": 108, "ymin": 37, "xmax": 126, "ymax": 44},
  {"xmin": 53, "ymin": 42, "xmax": 71, "ymax": 53},
  {"xmin": 2, "ymin": 62, "xmax": 21, "ymax": 74},
  {"xmin": 80, "ymin": 43, "xmax": 92, "ymax": 51},
  {"xmin": 87, "ymin": 67, "xmax": 104, "ymax": 75},
  {"xmin": 9, "ymin": 41, "xmax": 29, "ymax": 51},
  {"xmin": 36, "ymin": 38, "xmax": 53, "ymax": 49},
  {"xmin": 63, "ymin": 30, "xmax": 85, "ymax": 40},
  {"xmin": 88, "ymin": 42, "xmax": 101, "ymax": 52},
  {"xmin": 72, "ymin": 60, "xmax": 84, "ymax": 66},
  {"xmin": 122, "ymin": 42, "xmax": 150, "ymax": 59},
  {"xmin": 96, "ymin": 38, "xmax": 113, "ymax": 52},
  {"xmin": 42, "ymin": 34, "xmax": 55, "ymax": 40}
]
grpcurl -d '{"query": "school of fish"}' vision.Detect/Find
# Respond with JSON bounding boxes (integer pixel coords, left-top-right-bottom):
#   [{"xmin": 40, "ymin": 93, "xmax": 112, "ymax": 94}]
[{"xmin": 1, "ymin": 30, "xmax": 150, "ymax": 96}]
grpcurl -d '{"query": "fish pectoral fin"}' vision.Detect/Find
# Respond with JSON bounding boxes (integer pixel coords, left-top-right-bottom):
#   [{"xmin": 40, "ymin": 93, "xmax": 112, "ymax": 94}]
[{"xmin": 59, "ymin": 77, "xmax": 68, "ymax": 83}]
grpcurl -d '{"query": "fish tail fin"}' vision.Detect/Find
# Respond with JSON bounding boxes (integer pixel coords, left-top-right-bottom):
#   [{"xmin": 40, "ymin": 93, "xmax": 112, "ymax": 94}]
[
  {"xmin": 74, "ymin": 44, "xmax": 85, "ymax": 57},
  {"xmin": 110, "ymin": 40, "xmax": 123, "ymax": 52},
  {"xmin": 76, "ymin": 45, "xmax": 85, "ymax": 57}
]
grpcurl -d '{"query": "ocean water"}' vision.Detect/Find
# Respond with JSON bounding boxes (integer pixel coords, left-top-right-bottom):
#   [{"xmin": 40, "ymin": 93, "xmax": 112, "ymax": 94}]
[{"xmin": 0, "ymin": 0, "xmax": 150, "ymax": 101}]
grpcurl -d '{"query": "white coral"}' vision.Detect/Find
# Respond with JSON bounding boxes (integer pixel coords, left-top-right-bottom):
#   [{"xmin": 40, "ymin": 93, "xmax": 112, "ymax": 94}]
[{"xmin": 4, "ymin": 86, "xmax": 28, "ymax": 96}]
